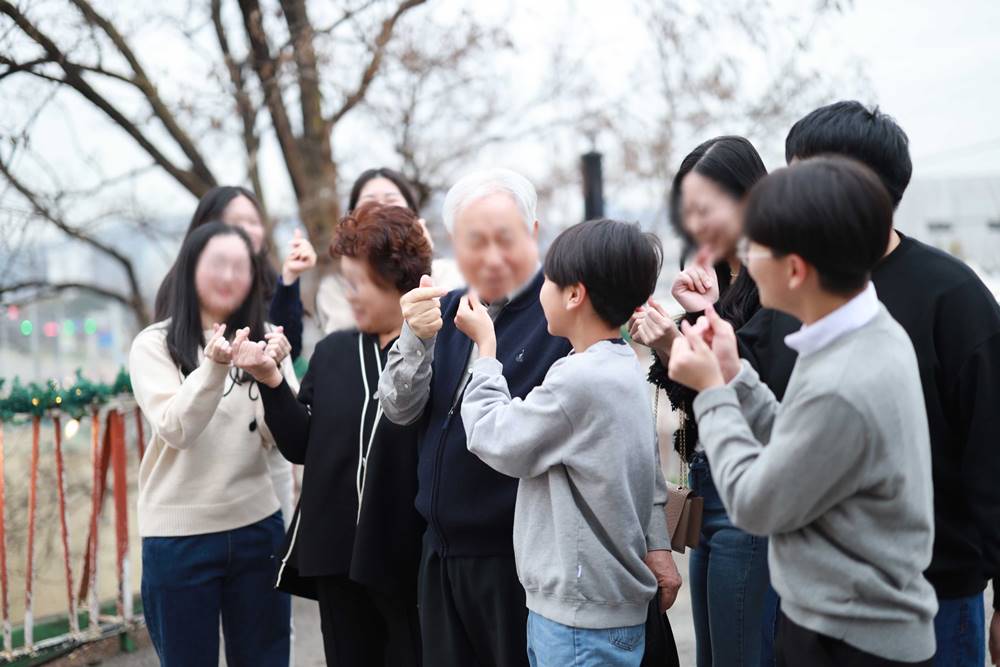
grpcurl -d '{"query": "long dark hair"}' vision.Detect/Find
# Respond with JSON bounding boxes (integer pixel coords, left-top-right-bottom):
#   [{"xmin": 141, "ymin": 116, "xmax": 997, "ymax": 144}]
[
  {"xmin": 669, "ymin": 135, "xmax": 767, "ymax": 329},
  {"xmin": 155, "ymin": 186, "xmax": 275, "ymax": 320},
  {"xmin": 164, "ymin": 222, "xmax": 266, "ymax": 378},
  {"xmin": 348, "ymin": 168, "xmax": 420, "ymax": 213}
]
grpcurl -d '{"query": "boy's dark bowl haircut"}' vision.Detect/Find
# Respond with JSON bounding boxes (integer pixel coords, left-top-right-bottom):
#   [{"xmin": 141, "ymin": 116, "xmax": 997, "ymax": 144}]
[
  {"xmin": 744, "ymin": 156, "xmax": 894, "ymax": 296},
  {"xmin": 544, "ymin": 219, "xmax": 663, "ymax": 328}
]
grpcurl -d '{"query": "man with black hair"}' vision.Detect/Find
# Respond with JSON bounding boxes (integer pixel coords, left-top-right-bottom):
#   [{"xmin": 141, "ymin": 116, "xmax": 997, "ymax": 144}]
[
  {"xmin": 670, "ymin": 157, "xmax": 938, "ymax": 666},
  {"xmin": 754, "ymin": 100, "xmax": 1000, "ymax": 666},
  {"xmin": 454, "ymin": 219, "xmax": 674, "ymax": 666}
]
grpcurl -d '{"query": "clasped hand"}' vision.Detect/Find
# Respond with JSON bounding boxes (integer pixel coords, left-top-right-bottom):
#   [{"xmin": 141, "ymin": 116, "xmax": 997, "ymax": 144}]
[
  {"xmin": 666, "ymin": 304, "xmax": 742, "ymax": 392},
  {"xmin": 205, "ymin": 323, "xmax": 291, "ymax": 388}
]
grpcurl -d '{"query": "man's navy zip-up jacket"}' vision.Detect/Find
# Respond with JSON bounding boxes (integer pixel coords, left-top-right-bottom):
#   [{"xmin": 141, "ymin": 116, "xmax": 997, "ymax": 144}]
[{"xmin": 385, "ymin": 271, "xmax": 573, "ymax": 557}]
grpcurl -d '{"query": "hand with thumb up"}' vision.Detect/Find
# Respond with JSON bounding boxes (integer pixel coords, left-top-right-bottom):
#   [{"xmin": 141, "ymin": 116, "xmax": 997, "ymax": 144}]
[
  {"xmin": 454, "ymin": 289, "xmax": 496, "ymax": 358},
  {"xmin": 400, "ymin": 274, "xmax": 449, "ymax": 340}
]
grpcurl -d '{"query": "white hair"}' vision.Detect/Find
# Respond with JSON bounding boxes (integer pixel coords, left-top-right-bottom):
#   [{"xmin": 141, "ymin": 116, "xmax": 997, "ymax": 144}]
[{"xmin": 441, "ymin": 168, "xmax": 538, "ymax": 234}]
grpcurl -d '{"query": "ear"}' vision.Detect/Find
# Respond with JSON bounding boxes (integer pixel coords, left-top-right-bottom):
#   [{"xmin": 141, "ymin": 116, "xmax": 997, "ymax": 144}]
[
  {"xmin": 531, "ymin": 220, "xmax": 540, "ymax": 241},
  {"xmin": 787, "ymin": 254, "xmax": 809, "ymax": 291},
  {"xmin": 564, "ymin": 282, "xmax": 587, "ymax": 311}
]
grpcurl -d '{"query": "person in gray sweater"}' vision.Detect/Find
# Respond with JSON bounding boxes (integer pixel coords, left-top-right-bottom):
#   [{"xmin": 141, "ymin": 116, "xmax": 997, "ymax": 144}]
[
  {"xmin": 668, "ymin": 157, "xmax": 937, "ymax": 666},
  {"xmin": 455, "ymin": 219, "xmax": 678, "ymax": 667}
]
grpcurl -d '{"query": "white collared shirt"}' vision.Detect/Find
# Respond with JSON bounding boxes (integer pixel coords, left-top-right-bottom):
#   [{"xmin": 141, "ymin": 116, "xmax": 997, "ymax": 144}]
[{"xmin": 784, "ymin": 282, "xmax": 880, "ymax": 358}]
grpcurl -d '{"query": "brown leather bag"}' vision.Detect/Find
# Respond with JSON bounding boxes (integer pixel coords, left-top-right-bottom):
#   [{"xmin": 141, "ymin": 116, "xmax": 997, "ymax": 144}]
[{"xmin": 655, "ymin": 391, "xmax": 703, "ymax": 553}]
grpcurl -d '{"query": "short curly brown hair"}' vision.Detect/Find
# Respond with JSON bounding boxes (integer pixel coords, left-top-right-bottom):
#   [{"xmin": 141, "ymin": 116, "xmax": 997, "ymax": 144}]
[{"xmin": 331, "ymin": 202, "xmax": 433, "ymax": 293}]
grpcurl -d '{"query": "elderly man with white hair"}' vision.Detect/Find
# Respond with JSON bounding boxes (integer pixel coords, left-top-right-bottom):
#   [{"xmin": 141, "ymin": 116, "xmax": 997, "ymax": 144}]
[{"xmin": 378, "ymin": 168, "xmax": 679, "ymax": 666}]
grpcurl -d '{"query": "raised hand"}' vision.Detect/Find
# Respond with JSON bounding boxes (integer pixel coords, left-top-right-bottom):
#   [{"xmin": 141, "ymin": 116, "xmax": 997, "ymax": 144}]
[
  {"xmin": 232, "ymin": 337, "xmax": 283, "ymax": 388},
  {"xmin": 400, "ymin": 274, "xmax": 449, "ymax": 340},
  {"xmin": 667, "ymin": 320, "xmax": 725, "ymax": 392},
  {"xmin": 630, "ymin": 298, "xmax": 680, "ymax": 355},
  {"xmin": 454, "ymin": 289, "xmax": 496, "ymax": 357},
  {"xmin": 281, "ymin": 228, "xmax": 318, "ymax": 285},
  {"xmin": 671, "ymin": 247, "xmax": 720, "ymax": 313},
  {"xmin": 204, "ymin": 323, "xmax": 233, "ymax": 365},
  {"xmin": 703, "ymin": 304, "xmax": 741, "ymax": 383},
  {"xmin": 264, "ymin": 326, "xmax": 292, "ymax": 365}
]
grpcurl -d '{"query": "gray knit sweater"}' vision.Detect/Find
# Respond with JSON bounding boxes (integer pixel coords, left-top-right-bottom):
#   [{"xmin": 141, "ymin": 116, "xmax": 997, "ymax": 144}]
[
  {"xmin": 462, "ymin": 340, "xmax": 670, "ymax": 629},
  {"xmin": 693, "ymin": 306, "xmax": 937, "ymax": 662}
]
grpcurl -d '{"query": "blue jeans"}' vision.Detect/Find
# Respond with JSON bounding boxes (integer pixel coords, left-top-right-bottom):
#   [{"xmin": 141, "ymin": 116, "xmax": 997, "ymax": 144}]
[
  {"xmin": 141, "ymin": 511, "xmax": 290, "ymax": 667},
  {"xmin": 933, "ymin": 592, "xmax": 985, "ymax": 667},
  {"xmin": 689, "ymin": 452, "xmax": 769, "ymax": 667},
  {"xmin": 760, "ymin": 584, "xmax": 780, "ymax": 666},
  {"xmin": 526, "ymin": 611, "xmax": 645, "ymax": 667}
]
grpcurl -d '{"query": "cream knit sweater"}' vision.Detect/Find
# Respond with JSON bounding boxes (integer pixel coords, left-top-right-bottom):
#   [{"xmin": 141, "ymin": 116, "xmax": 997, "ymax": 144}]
[{"xmin": 130, "ymin": 322, "xmax": 299, "ymax": 537}]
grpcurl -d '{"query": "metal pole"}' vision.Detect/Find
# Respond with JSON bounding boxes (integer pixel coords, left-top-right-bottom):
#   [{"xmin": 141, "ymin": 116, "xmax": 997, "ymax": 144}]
[{"xmin": 581, "ymin": 151, "xmax": 605, "ymax": 221}]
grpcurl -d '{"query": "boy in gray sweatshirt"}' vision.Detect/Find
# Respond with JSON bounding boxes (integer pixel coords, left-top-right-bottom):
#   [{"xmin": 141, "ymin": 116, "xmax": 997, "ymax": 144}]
[
  {"xmin": 668, "ymin": 157, "xmax": 937, "ymax": 666},
  {"xmin": 455, "ymin": 219, "xmax": 677, "ymax": 667}
]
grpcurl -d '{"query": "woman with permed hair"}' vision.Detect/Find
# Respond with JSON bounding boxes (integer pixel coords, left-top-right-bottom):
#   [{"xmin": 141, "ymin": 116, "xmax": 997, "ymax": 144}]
[{"xmin": 232, "ymin": 202, "xmax": 432, "ymax": 666}]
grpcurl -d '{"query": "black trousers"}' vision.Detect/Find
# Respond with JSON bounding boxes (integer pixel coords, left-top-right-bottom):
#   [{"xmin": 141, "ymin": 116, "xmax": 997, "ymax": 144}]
[
  {"xmin": 776, "ymin": 612, "xmax": 932, "ymax": 667},
  {"xmin": 418, "ymin": 536, "xmax": 529, "ymax": 667},
  {"xmin": 314, "ymin": 575, "xmax": 421, "ymax": 667}
]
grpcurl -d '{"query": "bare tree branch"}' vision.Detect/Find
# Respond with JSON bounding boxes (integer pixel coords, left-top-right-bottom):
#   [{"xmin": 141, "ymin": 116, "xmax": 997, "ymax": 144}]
[
  {"xmin": 0, "ymin": 280, "xmax": 132, "ymax": 307},
  {"xmin": 0, "ymin": 152, "xmax": 150, "ymax": 325},
  {"xmin": 237, "ymin": 0, "xmax": 308, "ymax": 200},
  {"xmin": 67, "ymin": 0, "xmax": 218, "ymax": 189},
  {"xmin": 211, "ymin": 0, "xmax": 265, "ymax": 207},
  {"xmin": 0, "ymin": 1, "xmax": 213, "ymax": 198},
  {"xmin": 327, "ymin": 0, "xmax": 426, "ymax": 126}
]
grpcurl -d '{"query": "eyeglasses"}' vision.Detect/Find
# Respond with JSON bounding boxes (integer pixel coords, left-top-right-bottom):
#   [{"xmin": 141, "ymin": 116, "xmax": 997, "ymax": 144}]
[{"xmin": 736, "ymin": 239, "xmax": 775, "ymax": 265}]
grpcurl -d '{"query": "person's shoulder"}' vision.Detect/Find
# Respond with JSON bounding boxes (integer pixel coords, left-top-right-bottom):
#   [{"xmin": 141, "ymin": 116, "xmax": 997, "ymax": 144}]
[
  {"xmin": 826, "ymin": 309, "xmax": 918, "ymax": 396},
  {"xmin": 128, "ymin": 322, "xmax": 172, "ymax": 371},
  {"xmin": 314, "ymin": 328, "xmax": 361, "ymax": 357},
  {"xmin": 132, "ymin": 321, "xmax": 169, "ymax": 348},
  {"xmin": 551, "ymin": 344, "xmax": 637, "ymax": 390},
  {"xmin": 895, "ymin": 235, "xmax": 982, "ymax": 288}
]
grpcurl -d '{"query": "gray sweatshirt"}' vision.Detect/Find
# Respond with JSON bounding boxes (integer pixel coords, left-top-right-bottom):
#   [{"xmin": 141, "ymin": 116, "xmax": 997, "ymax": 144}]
[
  {"xmin": 461, "ymin": 340, "xmax": 670, "ymax": 629},
  {"xmin": 693, "ymin": 306, "xmax": 937, "ymax": 662}
]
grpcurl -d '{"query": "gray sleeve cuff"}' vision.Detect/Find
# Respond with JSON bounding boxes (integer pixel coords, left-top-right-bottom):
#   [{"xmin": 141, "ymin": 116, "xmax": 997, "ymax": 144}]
[
  {"xmin": 472, "ymin": 356, "xmax": 503, "ymax": 376},
  {"xmin": 646, "ymin": 512, "xmax": 671, "ymax": 551},
  {"xmin": 730, "ymin": 359, "xmax": 760, "ymax": 400},
  {"xmin": 398, "ymin": 321, "xmax": 436, "ymax": 358}
]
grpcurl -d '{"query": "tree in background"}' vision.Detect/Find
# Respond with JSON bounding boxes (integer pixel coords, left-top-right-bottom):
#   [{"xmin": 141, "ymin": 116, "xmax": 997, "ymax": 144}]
[{"xmin": 0, "ymin": 0, "xmax": 857, "ymax": 331}]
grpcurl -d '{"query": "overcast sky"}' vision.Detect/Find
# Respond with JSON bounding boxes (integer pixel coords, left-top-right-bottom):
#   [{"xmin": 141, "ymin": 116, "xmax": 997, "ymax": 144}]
[{"xmin": 5, "ymin": 0, "xmax": 1000, "ymax": 226}]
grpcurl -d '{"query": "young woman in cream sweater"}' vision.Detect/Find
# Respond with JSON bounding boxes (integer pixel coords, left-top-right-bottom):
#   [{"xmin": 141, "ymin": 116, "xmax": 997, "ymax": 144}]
[{"xmin": 130, "ymin": 222, "xmax": 296, "ymax": 666}]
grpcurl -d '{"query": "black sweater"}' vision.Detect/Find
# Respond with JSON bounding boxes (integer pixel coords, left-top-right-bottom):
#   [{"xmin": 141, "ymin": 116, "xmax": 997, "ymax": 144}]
[
  {"xmin": 696, "ymin": 234, "xmax": 1000, "ymax": 600},
  {"xmin": 259, "ymin": 330, "xmax": 424, "ymax": 601}
]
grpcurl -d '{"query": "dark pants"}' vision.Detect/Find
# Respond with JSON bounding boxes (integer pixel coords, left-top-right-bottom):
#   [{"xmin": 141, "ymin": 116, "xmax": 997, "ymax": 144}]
[
  {"xmin": 141, "ymin": 511, "xmax": 290, "ymax": 667},
  {"xmin": 315, "ymin": 575, "xmax": 421, "ymax": 667},
  {"xmin": 418, "ymin": 534, "xmax": 529, "ymax": 667},
  {"xmin": 776, "ymin": 613, "xmax": 932, "ymax": 667}
]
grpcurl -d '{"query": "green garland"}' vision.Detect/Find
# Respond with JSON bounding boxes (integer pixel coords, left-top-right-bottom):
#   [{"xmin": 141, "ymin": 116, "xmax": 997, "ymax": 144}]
[{"xmin": 0, "ymin": 368, "xmax": 132, "ymax": 422}]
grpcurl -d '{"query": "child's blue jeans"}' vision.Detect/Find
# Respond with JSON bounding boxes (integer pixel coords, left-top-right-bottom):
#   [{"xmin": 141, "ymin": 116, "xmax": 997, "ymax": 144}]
[{"xmin": 526, "ymin": 610, "xmax": 645, "ymax": 667}]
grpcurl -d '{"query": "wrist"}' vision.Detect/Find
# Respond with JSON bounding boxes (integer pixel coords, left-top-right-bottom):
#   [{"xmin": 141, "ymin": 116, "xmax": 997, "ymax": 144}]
[
  {"xmin": 478, "ymin": 336, "xmax": 497, "ymax": 358},
  {"xmin": 722, "ymin": 361, "xmax": 741, "ymax": 384},
  {"xmin": 653, "ymin": 347, "xmax": 671, "ymax": 365},
  {"xmin": 281, "ymin": 268, "xmax": 300, "ymax": 286},
  {"xmin": 260, "ymin": 367, "xmax": 284, "ymax": 388},
  {"xmin": 697, "ymin": 371, "xmax": 725, "ymax": 392}
]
